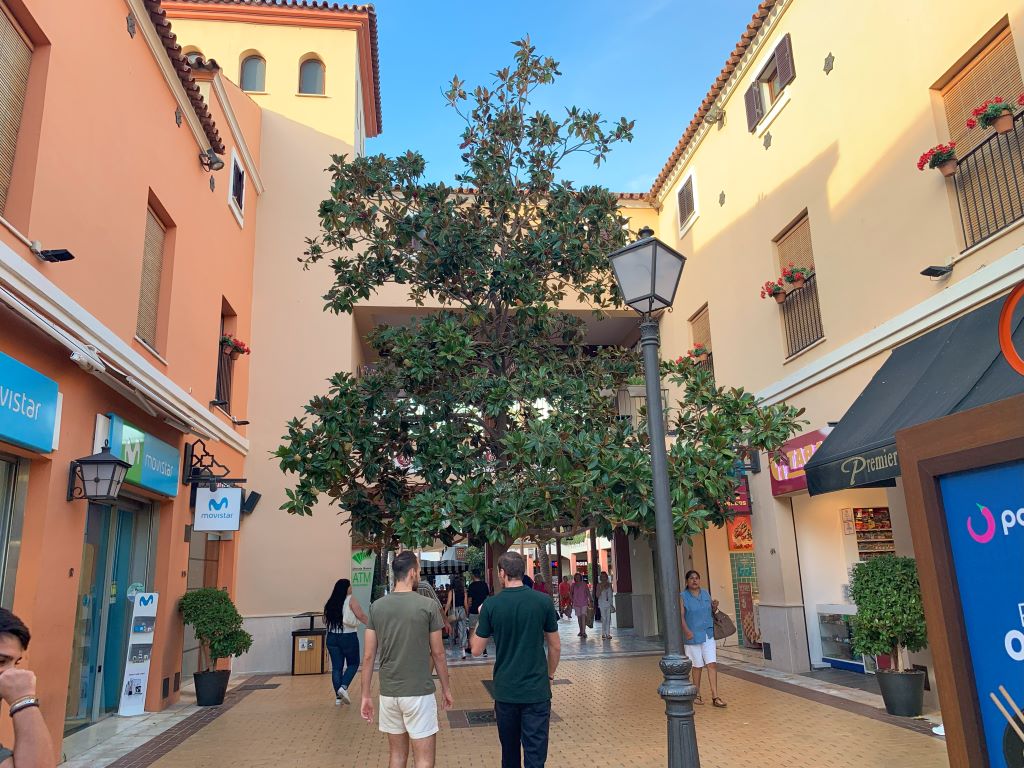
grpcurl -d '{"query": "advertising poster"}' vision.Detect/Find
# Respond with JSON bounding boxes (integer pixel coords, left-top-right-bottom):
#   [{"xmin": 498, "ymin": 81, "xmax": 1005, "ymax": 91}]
[
  {"xmin": 738, "ymin": 582, "xmax": 761, "ymax": 649},
  {"xmin": 194, "ymin": 487, "xmax": 243, "ymax": 532},
  {"xmin": 727, "ymin": 514, "xmax": 754, "ymax": 551},
  {"xmin": 351, "ymin": 550, "xmax": 376, "ymax": 643},
  {"xmin": 939, "ymin": 461, "xmax": 1024, "ymax": 767},
  {"xmin": 118, "ymin": 593, "xmax": 158, "ymax": 717}
]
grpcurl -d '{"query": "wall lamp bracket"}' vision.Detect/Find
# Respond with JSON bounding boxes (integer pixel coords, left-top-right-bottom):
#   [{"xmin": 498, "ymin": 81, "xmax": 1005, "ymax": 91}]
[
  {"xmin": 920, "ymin": 265, "xmax": 953, "ymax": 278},
  {"xmin": 199, "ymin": 148, "xmax": 225, "ymax": 172}
]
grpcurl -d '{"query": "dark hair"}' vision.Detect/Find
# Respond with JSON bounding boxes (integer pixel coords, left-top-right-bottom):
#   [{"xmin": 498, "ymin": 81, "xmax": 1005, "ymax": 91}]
[
  {"xmin": 0, "ymin": 609, "xmax": 30, "ymax": 650},
  {"xmin": 392, "ymin": 551, "xmax": 419, "ymax": 582},
  {"xmin": 497, "ymin": 551, "xmax": 525, "ymax": 579},
  {"xmin": 323, "ymin": 579, "xmax": 351, "ymax": 631},
  {"xmin": 471, "ymin": 569, "xmax": 482, "ymax": 579},
  {"xmin": 685, "ymin": 570, "xmax": 701, "ymax": 581}
]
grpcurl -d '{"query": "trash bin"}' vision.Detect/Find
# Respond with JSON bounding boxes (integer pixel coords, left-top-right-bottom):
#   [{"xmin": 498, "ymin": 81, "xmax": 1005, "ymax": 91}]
[{"xmin": 291, "ymin": 612, "xmax": 327, "ymax": 676}]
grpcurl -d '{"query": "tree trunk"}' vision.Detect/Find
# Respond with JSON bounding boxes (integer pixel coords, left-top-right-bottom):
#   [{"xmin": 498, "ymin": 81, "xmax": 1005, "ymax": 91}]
[
  {"xmin": 489, "ymin": 540, "xmax": 511, "ymax": 594},
  {"xmin": 537, "ymin": 538, "xmax": 556, "ymax": 611}
]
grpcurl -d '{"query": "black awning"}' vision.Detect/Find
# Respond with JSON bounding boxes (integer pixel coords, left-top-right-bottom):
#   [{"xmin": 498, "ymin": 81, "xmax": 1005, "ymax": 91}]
[
  {"xmin": 805, "ymin": 292, "xmax": 1024, "ymax": 496},
  {"xmin": 419, "ymin": 559, "xmax": 469, "ymax": 576}
]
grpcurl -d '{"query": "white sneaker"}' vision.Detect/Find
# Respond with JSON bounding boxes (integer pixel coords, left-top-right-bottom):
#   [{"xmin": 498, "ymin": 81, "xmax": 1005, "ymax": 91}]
[
  {"xmin": 337, "ymin": 686, "xmax": 350, "ymax": 704},
  {"xmin": 335, "ymin": 697, "xmax": 342, "ymax": 706}
]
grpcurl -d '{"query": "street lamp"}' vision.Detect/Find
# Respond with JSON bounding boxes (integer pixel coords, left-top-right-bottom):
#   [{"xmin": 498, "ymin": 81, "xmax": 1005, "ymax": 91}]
[
  {"xmin": 608, "ymin": 226, "xmax": 700, "ymax": 768},
  {"xmin": 67, "ymin": 442, "xmax": 132, "ymax": 502}
]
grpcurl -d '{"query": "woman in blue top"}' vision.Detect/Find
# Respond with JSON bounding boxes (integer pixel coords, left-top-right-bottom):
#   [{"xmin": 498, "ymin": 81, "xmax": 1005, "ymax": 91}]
[{"xmin": 680, "ymin": 570, "xmax": 726, "ymax": 707}]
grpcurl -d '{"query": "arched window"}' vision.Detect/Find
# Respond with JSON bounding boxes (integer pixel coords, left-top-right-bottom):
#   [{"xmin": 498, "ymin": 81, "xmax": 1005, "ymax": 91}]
[
  {"xmin": 298, "ymin": 58, "xmax": 325, "ymax": 95},
  {"xmin": 240, "ymin": 55, "xmax": 266, "ymax": 92}
]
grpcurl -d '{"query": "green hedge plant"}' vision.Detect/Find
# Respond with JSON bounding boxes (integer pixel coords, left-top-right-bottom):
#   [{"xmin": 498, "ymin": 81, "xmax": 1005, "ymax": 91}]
[
  {"xmin": 179, "ymin": 587, "xmax": 253, "ymax": 672},
  {"xmin": 848, "ymin": 556, "xmax": 927, "ymax": 673}
]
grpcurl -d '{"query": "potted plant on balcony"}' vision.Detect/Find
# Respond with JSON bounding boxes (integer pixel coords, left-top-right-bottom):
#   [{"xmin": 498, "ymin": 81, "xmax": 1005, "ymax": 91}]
[
  {"xmin": 180, "ymin": 587, "xmax": 253, "ymax": 706},
  {"xmin": 760, "ymin": 279, "xmax": 786, "ymax": 304},
  {"xmin": 916, "ymin": 142, "xmax": 958, "ymax": 177},
  {"xmin": 687, "ymin": 343, "xmax": 709, "ymax": 363},
  {"xmin": 966, "ymin": 97, "xmax": 1017, "ymax": 135},
  {"xmin": 219, "ymin": 335, "xmax": 252, "ymax": 361},
  {"xmin": 848, "ymin": 556, "xmax": 928, "ymax": 717},
  {"xmin": 781, "ymin": 263, "xmax": 813, "ymax": 289}
]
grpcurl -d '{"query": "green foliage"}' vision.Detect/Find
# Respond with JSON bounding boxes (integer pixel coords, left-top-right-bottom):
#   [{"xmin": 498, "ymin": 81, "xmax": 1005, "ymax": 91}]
[
  {"xmin": 277, "ymin": 40, "xmax": 805, "ymax": 552},
  {"xmin": 848, "ymin": 556, "xmax": 928, "ymax": 672},
  {"xmin": 463, "ymin": 546, "xmax": 485, "ymax": 574},
  {"xmin": 179, "ymin": 588, "xmax": 253, "ymax": 670}
]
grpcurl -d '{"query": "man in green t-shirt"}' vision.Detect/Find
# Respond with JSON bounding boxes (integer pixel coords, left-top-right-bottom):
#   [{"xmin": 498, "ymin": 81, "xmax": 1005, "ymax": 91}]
[
  {"xmin": 471, "ymin": 551, "xmax": 560, "ymax": 768},
  {"xmin": 361, "ymin": 552, "xmax": 453, "ymax": 768}
]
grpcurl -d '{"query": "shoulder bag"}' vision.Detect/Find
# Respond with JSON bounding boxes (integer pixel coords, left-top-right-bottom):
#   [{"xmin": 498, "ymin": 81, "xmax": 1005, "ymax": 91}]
[{"xmin": 713, "ymin": 608, "xmax": 737, "ymax": 640}]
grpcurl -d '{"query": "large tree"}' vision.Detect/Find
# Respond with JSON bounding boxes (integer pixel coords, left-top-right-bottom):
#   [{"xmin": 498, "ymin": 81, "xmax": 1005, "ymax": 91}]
[{"xmin": 276, "ymin": 40, "xmax": 804, "ymax": 557}]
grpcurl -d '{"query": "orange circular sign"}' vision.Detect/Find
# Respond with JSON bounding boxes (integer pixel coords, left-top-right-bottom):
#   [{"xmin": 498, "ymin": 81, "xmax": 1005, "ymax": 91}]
[{"xmin": 999, "ymin": 281, "xmax": 1024, "ymax": 376}]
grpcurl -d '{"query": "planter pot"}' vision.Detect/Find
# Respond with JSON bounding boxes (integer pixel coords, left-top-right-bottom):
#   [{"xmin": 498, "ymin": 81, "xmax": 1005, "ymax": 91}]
[
  {"xmin": 774, "ymin": 292, "xmax": 786, "ymax": 304},
  {"xmin": 692, "ymin": 353, "xmax": 709, "ymax": 363},
  {"xmin": 937, "ymin": 159, "xmax": 957, "ymax": 178},
  {"xmin": 230, "ymin": 351, "xmax": 240, "ymax": 360},
  {"xmin": 876, "ymin": 669, "xmax": 925, "ymax": 717},
  {"xmin": 791, "ymin": 276, "xmax": 806, "ymax": 289},
  {"xmin": 194, "ymin": 669, "xmax": 231, "ymax": 706},
  {"xmin": 993, "ymin": 111, "xmax": 1014, "ymax": 134},
  {"xmin": 221, "ymin": 345, "xmax": 232, "ymax": 356}
]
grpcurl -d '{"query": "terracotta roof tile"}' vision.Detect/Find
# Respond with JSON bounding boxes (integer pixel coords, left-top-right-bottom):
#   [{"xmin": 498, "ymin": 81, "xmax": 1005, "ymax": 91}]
[
  {"xmin": 144, "ymin": 0, "xmax": 226, "ymax": 153},
  {"xmin": 649, "ymin": 0, "xmax": 777, "ymax": 199}
]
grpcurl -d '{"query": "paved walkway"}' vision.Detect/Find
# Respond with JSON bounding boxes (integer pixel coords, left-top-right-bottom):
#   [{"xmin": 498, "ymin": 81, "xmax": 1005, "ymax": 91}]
[{"xmin": 64, "ymin": 651, "xmax": 948, "ymax": 768}]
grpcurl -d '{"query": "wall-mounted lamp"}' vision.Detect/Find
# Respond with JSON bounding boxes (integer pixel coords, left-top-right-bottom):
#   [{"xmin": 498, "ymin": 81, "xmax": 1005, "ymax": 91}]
[
  {"xmin": 198, "ymin": 148, "xmax": 225, "ymax": 172},
  {"xmin": 920, "ymin": 265, "xmax": 953, "ymax": 278},
  {"xmin": 29, "ymin": 241, "xmax": 75, "ymax": 263},
  {"xmin": 231, "ymin": 417, "xmax": 250, "ymax": 426},
  {"xmin": 67, "ymin": 442, "xmax": 132, "ymax": 502}
]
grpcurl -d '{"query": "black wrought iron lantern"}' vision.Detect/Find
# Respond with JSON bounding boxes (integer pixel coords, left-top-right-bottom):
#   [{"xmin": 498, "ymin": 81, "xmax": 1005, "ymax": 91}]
[
  {"xmin": 67, "ymin": 442, "xmax": 132, "ymax": 502},
  {"xmin": 608, "ymin": 226, "xmax": 687, "ymax": 315}
]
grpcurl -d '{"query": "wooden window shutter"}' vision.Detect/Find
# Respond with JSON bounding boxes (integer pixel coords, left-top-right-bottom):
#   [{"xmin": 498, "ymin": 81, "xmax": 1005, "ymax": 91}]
[
  {"xmin": 0, "ymin": 5, "xmax": 31, "ymax": 214},
  {"xmin": 690, "ymin": 306, "xmax": 712, "ymax": 351},
  {"xmin": 943, "ymin": 29, "xmax": 1024, "ymax": 153},
  {"xmin": 744, "ymin": 83, "xmax": 764, "ymax": 132},
  {"xmin": 775, "ymin": 34, "xmax": 796, "ymax": 89},
  {"xmin": 677, "ymin": 177, "xmax": 694, "ymax": 227},
  {"xmin": 776, "ymin": 215, "xmax": 815, "ymax": 272},
  {"xmin": 136, "ymin": 208, "xmax": 166, "ymax": 347}
]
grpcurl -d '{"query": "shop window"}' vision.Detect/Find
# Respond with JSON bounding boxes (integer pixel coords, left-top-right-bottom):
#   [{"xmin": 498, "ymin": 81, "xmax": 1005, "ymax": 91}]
[
  {"xmin": 298, "ymin": 57, "xmax": 325, "ymax": 95},
  {"xmin": 0, "ymin": 455, "xmax": 25, "ymax": 607},
  {"xmin": 775, "ymin": 214, "xmax": 824, "ymax": 357},
  {"xmin": 181, "ymin": 528, "xmax": 222, "ymax": 682},
  {"xmin": 0, "ymin": 4, "xmax": 32, "ymax": 214},
  {"xmin": 136, "ymin": 207, "xmax": 168, "ymax": 351},
  {"xmin": 745, "ymin": 34, "xmax": 796, "ymax": 132},
  {"xmin": 239, "ymin": 54, "xmax": 265, "ymax": 92}
]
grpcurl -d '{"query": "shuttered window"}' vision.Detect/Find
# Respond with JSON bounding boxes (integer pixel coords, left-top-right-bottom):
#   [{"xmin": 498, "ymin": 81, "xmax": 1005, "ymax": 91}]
[
  {"xmin": 136, "ymin": 208, "xmax": 167, "ymax": 348},
  {"xmin": 0, "ymin": 5, "xmax": 31, "ymax": 213},
  {"xmin": 745, "ymin": 34, "xmax": 796, "ymax": 132},
  {"xmin": 689, "ymin": 305, "xmax": 712, "ymax": 351},
  {"xmin": 776, "ymin": 214, "xmax": 814, "ymax": 272},
  {"xmin": 677, "ymin": 176, "xmax": 695, "ymax": 228},
  {"xmin": 943, "ymin": 28, "xmax": 1024, "ymax": 153}
]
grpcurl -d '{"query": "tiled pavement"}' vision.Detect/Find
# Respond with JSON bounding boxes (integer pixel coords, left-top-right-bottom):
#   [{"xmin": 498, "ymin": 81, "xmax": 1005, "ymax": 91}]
[{"xmin": 71, "ymin": 652, "xmax": 948, "ymax": 768}]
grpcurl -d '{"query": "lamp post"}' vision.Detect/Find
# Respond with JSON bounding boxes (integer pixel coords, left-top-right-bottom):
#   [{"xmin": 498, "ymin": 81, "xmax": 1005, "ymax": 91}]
[{"xmin": 608, "ymin": 226, "xmax": 700, "ymax": 767}]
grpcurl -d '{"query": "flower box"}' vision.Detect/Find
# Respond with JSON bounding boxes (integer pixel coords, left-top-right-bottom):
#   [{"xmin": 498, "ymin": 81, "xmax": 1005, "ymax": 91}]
[{"xmin": 916, "ymin": 142, "xmax": 957, "ymax": 177}]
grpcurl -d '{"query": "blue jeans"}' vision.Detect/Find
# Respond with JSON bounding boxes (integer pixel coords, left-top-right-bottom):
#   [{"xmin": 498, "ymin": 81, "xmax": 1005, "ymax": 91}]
[
  {"xmin": 494, "ymin": 700, "xmax": 551, "ymax": 768},
  {"xmin": 326, "ymin": 632, "xmax": 359, "ymax": 693}
]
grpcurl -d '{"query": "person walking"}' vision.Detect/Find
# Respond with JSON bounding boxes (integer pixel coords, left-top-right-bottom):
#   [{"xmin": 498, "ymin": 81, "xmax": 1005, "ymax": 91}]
[
  {"xmin": 570, "ymin": 574, "xmax": 591, "ymax": 638},
  {"xmin": 361, "ymin": 552, "xmax": 454, "ymax": 768},
  {"xmin": 324, "ymin": 578, "xmax": 369, "ymax": 705},
  {"xmin": 466, "ymin": 569, "xmax": 490, "ymax": 658},
  {"xmin": 445, "ymin": 575, "xmax": 470, "ymax": 660},
  {"xmin": 471, "ymin": 552, "xmax": 560, "ymax": 768},
  {"xmin": 532, "ymin": 574, "xmax": 549, "ymax": 594},
  {"xmin": 557, "ymin": 576, "xmax": 571, "ymax": 620},
  {"xmin": 595, "ymin": 572, "xmax": 614, "ymax": 640},
  {"xmin": 680, "ymin": 570, "xmax": 726, "ymax": 708}
]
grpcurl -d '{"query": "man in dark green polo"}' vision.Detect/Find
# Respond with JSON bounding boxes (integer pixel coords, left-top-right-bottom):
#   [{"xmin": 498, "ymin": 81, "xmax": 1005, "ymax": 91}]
[{"xmin": 471, "ymin": 551, "xmax": 560, "ymax": 768}]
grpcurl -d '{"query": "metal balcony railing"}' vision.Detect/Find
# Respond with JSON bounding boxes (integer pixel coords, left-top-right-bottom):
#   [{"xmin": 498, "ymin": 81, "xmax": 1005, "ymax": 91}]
[
  {"xmin": 692, "ymin": 351, "xmax": 715, "ymax": 386},
  {"xmin": 215, "ymin": 347, "xmax": 234, "ymax": 412},
  {"xmin": 954, "ymin": 111, "xmax": 1024, "ymax": 251},
  {"xmin": 781, "ymin": 274, "xmax": 824, "ymax": 358}
]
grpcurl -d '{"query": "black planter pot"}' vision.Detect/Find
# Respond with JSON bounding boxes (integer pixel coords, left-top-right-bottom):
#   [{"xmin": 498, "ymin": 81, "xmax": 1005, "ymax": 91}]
[
  {"xmin": 194, "ymin": 670, "xmax": 231, "ymax": 706},
  {"xmin": 876, "ymin": 669, "xmax": 925, "ymax": 717}
]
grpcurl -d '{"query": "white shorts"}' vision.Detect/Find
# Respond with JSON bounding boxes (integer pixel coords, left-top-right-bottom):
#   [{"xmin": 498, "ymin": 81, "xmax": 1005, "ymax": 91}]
[
  {"xmin": 684, "ymin": 637, "xmax": 717, "ymax": 668},
  {"xmin": 378, "ymin": 694, "xmax": 439, "ymax": 739}
]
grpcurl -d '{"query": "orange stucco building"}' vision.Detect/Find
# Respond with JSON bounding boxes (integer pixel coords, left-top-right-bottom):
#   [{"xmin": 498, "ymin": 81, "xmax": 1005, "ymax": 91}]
[{"xmin": 0, "ymin": 0, "xmax": 262, "ymax": 755}]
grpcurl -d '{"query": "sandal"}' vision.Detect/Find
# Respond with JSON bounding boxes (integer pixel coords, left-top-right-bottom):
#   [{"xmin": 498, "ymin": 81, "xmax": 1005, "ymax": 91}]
[
  {"xmin": 694, "ymin": 695, "xmax": 704, "ymax": 705},
  {"xmin": 712, "ymin": 697, "xmax": 727, "ymax": 708}
]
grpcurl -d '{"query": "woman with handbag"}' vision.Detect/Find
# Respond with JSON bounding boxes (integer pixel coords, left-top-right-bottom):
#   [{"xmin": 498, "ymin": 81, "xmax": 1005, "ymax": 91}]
[
  {"xmin": 680, "ymin": 570, "xmax": 726, "ymax": 708},
  {"xmin": 445, "ymin": 575, "xmax": 470, "ymax": 660},
  {"xmin": 595, "ymin": 571, "xmax": 615, "ymax": 639},
  {"xmin": 323, "ymin": 578, "xmax": 368, "ymax": 705}
]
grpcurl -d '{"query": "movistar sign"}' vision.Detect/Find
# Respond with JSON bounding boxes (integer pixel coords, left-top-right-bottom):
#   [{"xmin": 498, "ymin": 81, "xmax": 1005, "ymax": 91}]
[
  {"xmin": 108, "ymin": 414, "xmax": 180, "ymax": 496},
  {"xmin": 0, "ymin": 352, "xmax": 59, "ymax": 453},
  {"xmin": 193, "ymin": 486, "xmax": 242, "ymax": 532}
]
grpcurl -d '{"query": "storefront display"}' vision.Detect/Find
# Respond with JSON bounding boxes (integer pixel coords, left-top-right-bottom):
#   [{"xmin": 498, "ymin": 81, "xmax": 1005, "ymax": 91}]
[{"xmin": 853, "ymin": 507, "xmax": 896, "ymax": 560}]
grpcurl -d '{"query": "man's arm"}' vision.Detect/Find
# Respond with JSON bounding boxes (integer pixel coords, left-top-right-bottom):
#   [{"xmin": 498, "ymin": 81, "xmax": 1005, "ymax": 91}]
[
  {"xmin": 0, "ymin": 668, "xmax": 54, "ymax": 768},
  {"xmin": 359, "ymin": 629, "xmax": 378, "ymax": 722},
  {"xmin": 428, "ymin": 630, "xmax": 453, "ymax": 709},
  {"xmin": 470, "ymin": 631, "xmax": 488, "ymax": 656},
  {"xmin": 545, "ymin": 630, "xmax": 561, "ymax": 680}
]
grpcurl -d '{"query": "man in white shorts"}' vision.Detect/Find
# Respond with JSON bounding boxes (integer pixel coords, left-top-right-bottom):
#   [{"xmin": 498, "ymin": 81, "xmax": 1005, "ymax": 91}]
[{"xmin": 361, "ymin": 552, "xmax": 454, "ymax": 767}]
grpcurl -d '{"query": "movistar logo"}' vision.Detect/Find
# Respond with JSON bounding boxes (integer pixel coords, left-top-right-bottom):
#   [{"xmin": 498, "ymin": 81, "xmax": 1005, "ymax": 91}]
[
  {"xmin": 208, "ymin": 497, "xmax": 230, "ymax": 512},
  {"xmin": 352, "ymin": 550, "xmax": 371, "ymax": 565},
  {"xmin": 139, "ymin": 595, "xmax": 154, "ymax": 606}
]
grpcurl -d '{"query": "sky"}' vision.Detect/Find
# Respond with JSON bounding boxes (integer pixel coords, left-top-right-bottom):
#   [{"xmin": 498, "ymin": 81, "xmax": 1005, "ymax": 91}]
[{"xmin": 366, "ymin": 1, "xmax": 759, "ymax": 192}]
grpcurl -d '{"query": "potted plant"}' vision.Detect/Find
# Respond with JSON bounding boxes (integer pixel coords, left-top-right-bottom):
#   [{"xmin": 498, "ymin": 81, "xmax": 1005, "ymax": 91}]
[
  {"xmin": 781, "ymin": 263, "xmax": 813, "ymax": 289},
  {"xmin": 966, "ymin": 97, "xmax": 1017, "ymax": 134},
  {"xmin": 179, "ymin": 587, "xmax": 253, "ymax": 706},
  {"xmin": 848, "ymin": 556, "xmax": 928, "ymax": 717},
  {"xmin": 687, "ymin": 343, "xmax": 709, "ymax": 363},
  {"xmin": 761, "ymin": 279, "xmax": 786, "ymax": 304},
  {"xmin": 219, "ymin": 335, "xmax": 252, "ymax": 361},
  {"xmin": 916, "ymin": 142, "xmax": 958, "ymax": 177}
]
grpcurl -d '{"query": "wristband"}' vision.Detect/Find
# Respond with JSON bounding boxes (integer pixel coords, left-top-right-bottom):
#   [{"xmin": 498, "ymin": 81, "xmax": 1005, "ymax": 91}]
[{"xmin": 9, "ymin": 697, "xmax": 38, "ymax": 717}]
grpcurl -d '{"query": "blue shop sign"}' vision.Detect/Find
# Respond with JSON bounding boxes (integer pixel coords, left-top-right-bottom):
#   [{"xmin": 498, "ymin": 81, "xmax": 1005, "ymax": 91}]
[
  {"xmin": 108, "ymin": 414, "xmax": 179, "ymax": 497},
  {"xmin": 939, "ymin": 460, "xmax": 1024, "ymax": 768},
  {"xmin": 0, "ymin": 351, "xmax": 59, "ymax": 453}
]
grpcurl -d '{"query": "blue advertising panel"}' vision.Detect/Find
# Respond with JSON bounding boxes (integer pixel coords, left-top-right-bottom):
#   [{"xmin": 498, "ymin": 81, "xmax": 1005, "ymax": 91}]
[
  {"xmin": 108, "ymin": 415, "xmax": 179, "ymax": 497},
  {"xmin": 0, "ymin": 351, "xmax": 58, "ymax": 453},
  {"xmin": 939, "ymin": 461, "xmax": 1024, "ymax": 767}
]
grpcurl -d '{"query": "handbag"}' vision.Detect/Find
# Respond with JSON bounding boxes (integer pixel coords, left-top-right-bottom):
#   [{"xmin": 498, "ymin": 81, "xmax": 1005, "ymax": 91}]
[
  {"xmin": 586, "ymin": 604, "xmax": 595, "ymax": 629},
  {"xmin": 713, "ymin": 609, "xmax": 737, "ymax": 640}
]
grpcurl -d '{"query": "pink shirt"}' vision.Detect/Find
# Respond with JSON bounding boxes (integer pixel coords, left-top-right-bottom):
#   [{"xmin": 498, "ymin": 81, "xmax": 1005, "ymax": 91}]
[{"xmin": 570, "ymin": 581, "xmax": 590, "ymax": 607}]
